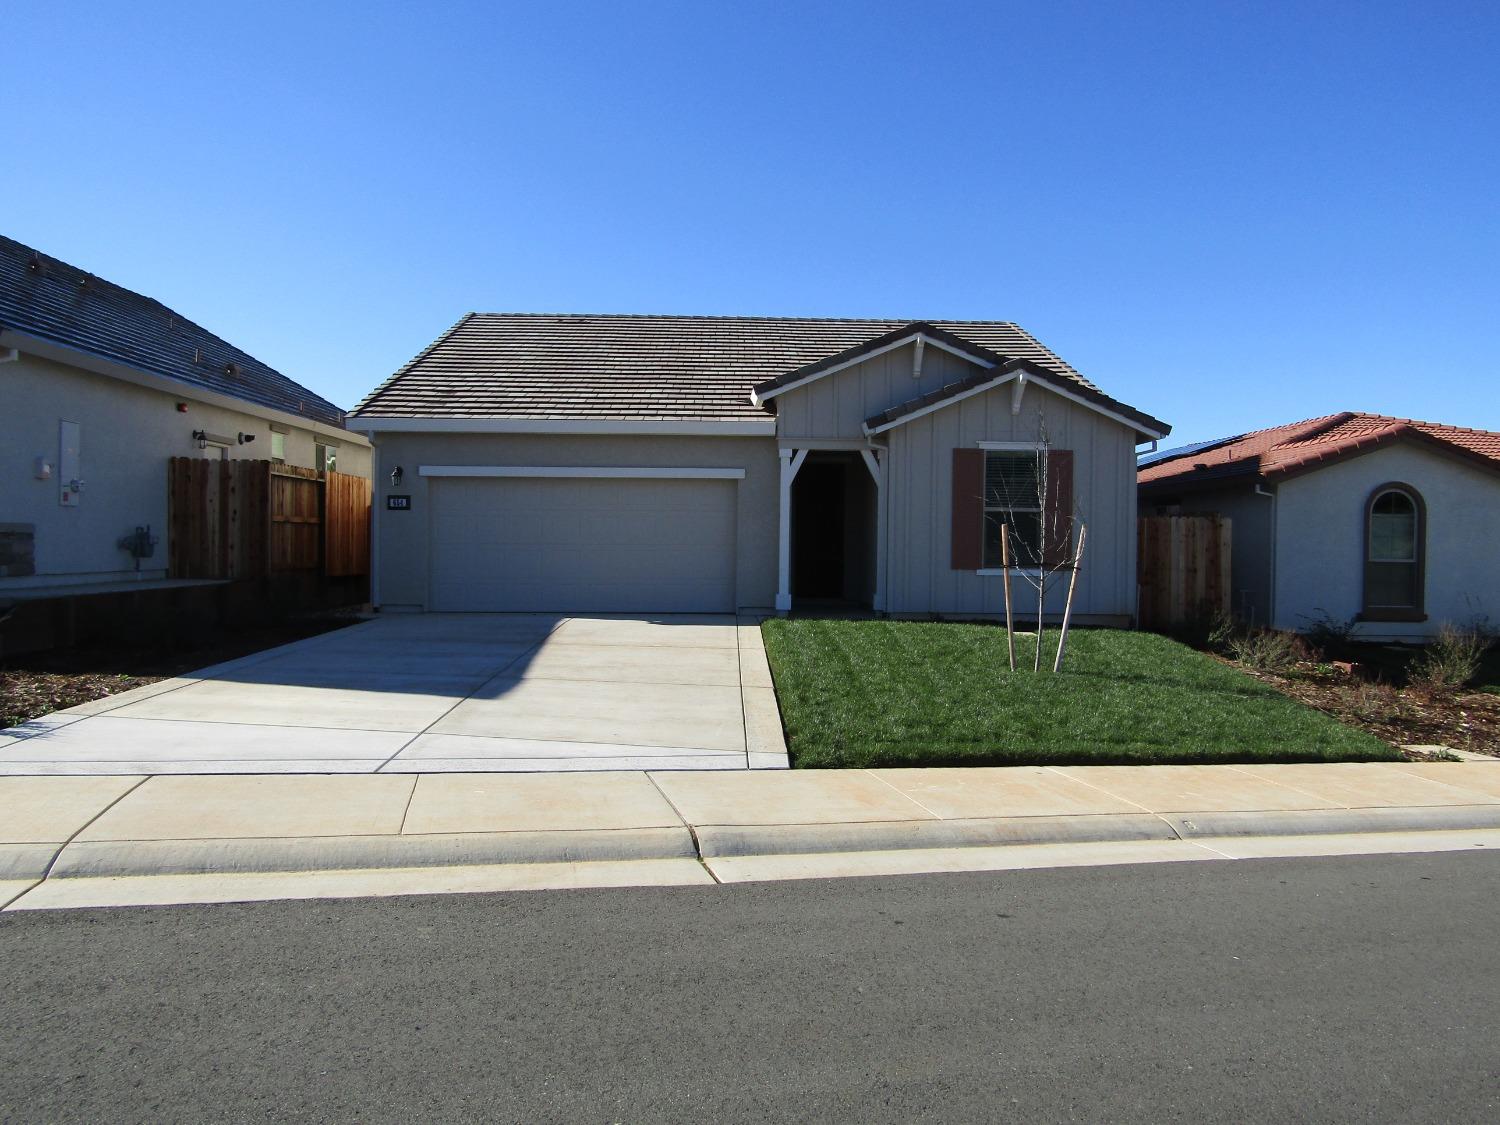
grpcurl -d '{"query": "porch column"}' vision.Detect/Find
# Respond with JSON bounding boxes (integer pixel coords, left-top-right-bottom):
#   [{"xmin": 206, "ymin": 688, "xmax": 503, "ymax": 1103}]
[
  {"xmin": 860, "ymin": 448, "xmax": 886, "ymax": 612},
  {"xmin": 776, "ymin": 448, "xmax": 808, "ymax": 613}
]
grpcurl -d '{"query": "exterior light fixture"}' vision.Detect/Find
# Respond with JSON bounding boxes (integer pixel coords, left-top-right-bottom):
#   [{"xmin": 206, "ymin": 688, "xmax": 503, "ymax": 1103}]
[
  {"xmin": 192, "ymin": 429, "xmax": 208, "ymax": 450},
  {"xmin": 237, "ymin": 432, "xmax": 255, "ymax": 444},
  {"xmin": 390, "ymin": 465, "xmax": 404, "ymax": 487}
]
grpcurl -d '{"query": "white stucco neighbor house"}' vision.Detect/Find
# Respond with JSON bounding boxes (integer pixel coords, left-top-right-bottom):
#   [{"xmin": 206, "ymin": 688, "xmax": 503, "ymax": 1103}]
[
  {"xmin": 350, "ymin": 314, "xmax": 1170, "ymax": 620},
  {"xmin": 0, "ymin": 236, "xmax": 370, "ymax": 596},
  {"xmin": 1138, "ymin": 413, "xmax": 1500, "ymax": 640}
]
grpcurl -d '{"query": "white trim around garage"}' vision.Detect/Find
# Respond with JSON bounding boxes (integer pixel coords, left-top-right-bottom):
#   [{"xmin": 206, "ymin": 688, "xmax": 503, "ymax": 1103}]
[
  {"xmin": 355, "ymin": 417, "xmax": 775, "ymax": 436},
  {"xmin": 417, "ymin": 465, "xmax": 747, "ymax": 480}
]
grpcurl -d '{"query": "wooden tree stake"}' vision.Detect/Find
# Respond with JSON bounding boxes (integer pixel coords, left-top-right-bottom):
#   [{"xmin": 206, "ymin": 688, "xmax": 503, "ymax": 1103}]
[
  {"xmin": 1052, "ymin": 523, "xmax": 1088, "ymax": 673},
  {"xmin": 1001, "ymin": 523, "xmax": 1016, "ymax": 672}
]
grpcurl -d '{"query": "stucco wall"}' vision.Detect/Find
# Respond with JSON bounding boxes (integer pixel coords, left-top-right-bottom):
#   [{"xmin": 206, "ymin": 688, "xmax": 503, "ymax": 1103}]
[
  {"xmin": 881, "ymin": 382, "xmax": 1138, "ymax": 619},
  {"xmin": 366, "ymin": 432, "xmax": 779, "ymax": 611},
  {"xmin": 1272, "ymin": 442, "xmax": 1500, "ymax": 640},
  {"xmin": 0, "ymin": 352, "xmax": 369, "ymax": 588}
]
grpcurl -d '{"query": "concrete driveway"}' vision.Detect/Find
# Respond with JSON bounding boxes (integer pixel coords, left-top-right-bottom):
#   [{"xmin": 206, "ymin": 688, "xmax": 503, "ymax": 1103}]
[{"xmin": 0, "ymin": 615, "xmax": 788, "ymax": 775}]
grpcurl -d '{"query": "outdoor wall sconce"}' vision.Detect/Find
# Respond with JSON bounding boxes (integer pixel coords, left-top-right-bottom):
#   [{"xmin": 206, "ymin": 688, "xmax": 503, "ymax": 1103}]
[
  {"xmin": 390, "ymin": 465, "xmax": 404, "ymax": 487},
  {"xmin": 192, "ymin": 429, "xmax": 207, "ymax": 450}
]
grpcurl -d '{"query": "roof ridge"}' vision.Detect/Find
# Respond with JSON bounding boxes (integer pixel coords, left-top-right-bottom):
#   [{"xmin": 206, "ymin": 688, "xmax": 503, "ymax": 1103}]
[{"xmin": 464, "ymin": 311, "xmax": 1021, "ymax": 326}]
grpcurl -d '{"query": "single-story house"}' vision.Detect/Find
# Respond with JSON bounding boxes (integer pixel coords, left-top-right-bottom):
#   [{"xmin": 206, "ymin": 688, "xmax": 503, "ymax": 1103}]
[
  {"xmin": 1137, "ymin": 412, "xmax": 1500, "ymax": 640},
  {"xmin": 350, "ymin": 314, "xmax": 1170, "ymax": 619},
  {"xmin": 0, "ymin": 235, "xmax": 370, "ymax": 595}
]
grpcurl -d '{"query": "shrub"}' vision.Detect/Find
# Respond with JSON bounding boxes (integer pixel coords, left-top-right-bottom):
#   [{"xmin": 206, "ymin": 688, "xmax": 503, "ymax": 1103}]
[
  {"xmin": 1409, "ymin": 624, "xmax": 1492, "ymax": 695},
  {"xmin": 1340, "ymin": 681, "xmax": 1405, "ymax": 725},
  {"xmin": 1226, "ymin": 629, "xmax": 1306, "ymax": 675},
  {"xmin": 1300, "ymin": 610, "xmax": 1357, "ymax": 657}
]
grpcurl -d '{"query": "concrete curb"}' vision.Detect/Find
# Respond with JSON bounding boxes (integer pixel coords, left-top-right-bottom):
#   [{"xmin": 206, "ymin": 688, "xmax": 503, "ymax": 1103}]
[
  {"xmin": 1165, "ymin": 805, "xmax": 1500, "ymax": 839},
  {"xmin": 695, "ymin": 814, "xmax": 1178, "ymax": 858},
  {"xmin": 49, "ymin": 827, "xmax": 697, "ymax": 879},
  {"xmin": 24, "ymin": 807, "xmax": 1500, "ymax": 885},
  {"xmin": 0, "ymin": 843, "xmax": 62, "ymax": 881}
]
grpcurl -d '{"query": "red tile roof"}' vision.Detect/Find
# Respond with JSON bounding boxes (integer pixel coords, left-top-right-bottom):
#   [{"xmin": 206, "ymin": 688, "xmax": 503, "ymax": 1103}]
[{"xmin": 1138, "ymin": 412, "xmax": 1500, "ymax": 488}]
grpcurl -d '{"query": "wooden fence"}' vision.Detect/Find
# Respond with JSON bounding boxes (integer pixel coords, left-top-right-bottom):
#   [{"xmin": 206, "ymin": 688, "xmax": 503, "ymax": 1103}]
[
  {"xmin": 168, "ymin": 458, "xmax": 370, "ymax": 580},
  {"xmin": 1137, "ymin": 515, "xmax": 1231, "ymax": 630}
]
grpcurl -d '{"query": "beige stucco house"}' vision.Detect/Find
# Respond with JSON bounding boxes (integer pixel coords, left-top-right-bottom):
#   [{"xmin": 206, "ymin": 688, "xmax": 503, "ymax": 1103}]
[
  {"xmin": 1138, "ymin": 413, "xmax": 1500, "ymax": 640},
  {"xmin": 352, "ymin": 315, "xmax": 1169, "ymax": 620},
  {"xmin": 0, "ymin": 236, "xmax": 370, "ymax": 595}
]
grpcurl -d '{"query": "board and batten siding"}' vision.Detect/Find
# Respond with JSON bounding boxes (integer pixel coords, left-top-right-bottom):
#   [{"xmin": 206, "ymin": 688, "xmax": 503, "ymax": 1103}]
[
  {"xmin": 774, "ymin": 341, "xmax": 978, "ymax": 441},
  {"xmin": 883, "ymin": 382, "xmax": 1138, "ymax": 619}
]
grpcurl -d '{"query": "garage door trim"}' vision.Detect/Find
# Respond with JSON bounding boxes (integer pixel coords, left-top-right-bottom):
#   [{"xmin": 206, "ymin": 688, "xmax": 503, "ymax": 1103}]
[{"xmin": 419, "ymin": 465, "xmax": 746, "ymax": 480}]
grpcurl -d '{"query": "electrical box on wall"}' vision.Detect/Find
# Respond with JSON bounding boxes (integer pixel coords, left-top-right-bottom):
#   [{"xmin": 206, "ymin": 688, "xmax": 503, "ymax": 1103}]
[{"xmin": 59, "ymin": 419, "xmax": 81, "ymax": 507}]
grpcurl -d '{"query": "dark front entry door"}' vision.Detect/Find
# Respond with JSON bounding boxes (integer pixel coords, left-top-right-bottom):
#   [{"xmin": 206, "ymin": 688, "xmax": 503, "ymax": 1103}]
[{"xmin": 793, "ymin": 462, "xmax": 846, "ymax": 598}]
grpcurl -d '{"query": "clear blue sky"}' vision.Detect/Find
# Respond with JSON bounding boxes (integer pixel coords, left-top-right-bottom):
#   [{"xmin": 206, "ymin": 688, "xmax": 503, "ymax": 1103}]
[{"xmin": 5, "ymin": 1, "xmax": 1496, "ymax": 443}]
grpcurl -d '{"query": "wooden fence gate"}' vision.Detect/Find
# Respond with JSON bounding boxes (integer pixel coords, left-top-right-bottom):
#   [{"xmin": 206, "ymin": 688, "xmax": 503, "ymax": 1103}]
[
  {"xmin": 1137, "ymin": 515, "xmax": 1231, "ymax": 630},
  {"xmin": 168, "ymin": 458, "xmax": 371, "ymax": 580}
]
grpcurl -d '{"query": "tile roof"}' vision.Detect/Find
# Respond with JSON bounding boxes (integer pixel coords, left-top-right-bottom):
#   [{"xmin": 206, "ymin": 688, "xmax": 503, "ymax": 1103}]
[
  {"xmin": 351, "ymin": 312, "xmax": 1137, "ymax": 424},
  {"xmin": 1138, "ymin": 412, "xmax": 1500, "ymax": 488},
  {"xmin": 0, "ymin": 235, "xmax": 348, "ymax": 428}
]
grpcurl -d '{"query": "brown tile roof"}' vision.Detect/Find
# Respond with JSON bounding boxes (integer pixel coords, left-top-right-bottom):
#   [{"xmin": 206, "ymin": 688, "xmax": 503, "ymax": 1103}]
[
  {"xmin": 1138, "ymin": 412, "xmax": 1500, "ymax": 489},
  {"xmin": 350, "ymin": 313, "xmax": 1120, "ymax": 422}
]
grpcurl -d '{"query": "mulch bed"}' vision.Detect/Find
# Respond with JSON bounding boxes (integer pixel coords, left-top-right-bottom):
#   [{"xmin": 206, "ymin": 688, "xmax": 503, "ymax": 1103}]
[
  {"xmin": 1225, "ymin": 659, "xmax": 1500, "ymax": 758},
  {"xmin": 1, "ymin": 615, "xmax": 359, "ymax": 730}
]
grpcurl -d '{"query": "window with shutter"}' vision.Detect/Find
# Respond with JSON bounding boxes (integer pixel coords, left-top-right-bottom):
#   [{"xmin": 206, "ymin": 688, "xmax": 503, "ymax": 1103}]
[{"xmin": 982, "ymin": 451, "xmax": 1042, "ymax": 567}]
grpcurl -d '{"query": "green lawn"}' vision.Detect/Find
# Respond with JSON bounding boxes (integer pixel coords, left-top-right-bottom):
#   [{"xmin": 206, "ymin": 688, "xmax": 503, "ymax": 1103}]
[{"xmin": 761, "ymin": 619, "xmax": 1399, "ymax": 769}]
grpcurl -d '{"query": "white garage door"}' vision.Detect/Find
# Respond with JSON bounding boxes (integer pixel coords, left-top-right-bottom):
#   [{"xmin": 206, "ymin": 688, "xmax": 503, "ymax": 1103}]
[{"xmin": 429, "ymin": 476, "xmax": 737, "ymax": 612}]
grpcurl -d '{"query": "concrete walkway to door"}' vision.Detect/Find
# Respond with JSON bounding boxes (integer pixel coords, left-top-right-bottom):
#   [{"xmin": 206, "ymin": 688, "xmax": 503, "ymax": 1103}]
[{"xmin": 0, "ymin": 614, "xmax": 789, "ymax": 775}]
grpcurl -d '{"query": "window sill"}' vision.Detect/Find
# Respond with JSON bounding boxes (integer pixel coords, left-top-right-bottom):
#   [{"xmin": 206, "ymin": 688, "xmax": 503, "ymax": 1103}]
[{"xmin": 1358, "ymin": 609, "xmax": 1427, "ymax": 623}]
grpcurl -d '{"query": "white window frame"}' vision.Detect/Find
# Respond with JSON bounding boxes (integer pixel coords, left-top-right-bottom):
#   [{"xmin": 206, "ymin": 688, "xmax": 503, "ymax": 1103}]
[{"xmin": 981, "ymin": 446, "xmax": 1044, "ymax": 570}]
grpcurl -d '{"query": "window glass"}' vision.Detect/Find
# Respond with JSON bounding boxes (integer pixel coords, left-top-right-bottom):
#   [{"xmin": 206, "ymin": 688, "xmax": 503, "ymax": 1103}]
[
  {"xmin": 271, "ymin": 431, "xmax": 286, "ymax": 463},
  {"xmin": 982, "ymin": 451, "xmax": 1042, "ymax": 567},
  {"xmin": 315, "ymin": 442, "xmax": 336, "ymax": 473},
  {"xmin": 1369, "ymin": 491, "xmax": 1415, "ymax": 561}
]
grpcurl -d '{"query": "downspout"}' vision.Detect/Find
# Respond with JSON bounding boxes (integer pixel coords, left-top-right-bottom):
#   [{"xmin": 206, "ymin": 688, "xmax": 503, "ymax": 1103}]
[
  {"xmin": 1254, "ymin": 481, "xmax": 1275, "ymax": 627},
  {"xmin": 368, "ymin": 436, "xmax": 381, "ymax": 611}
]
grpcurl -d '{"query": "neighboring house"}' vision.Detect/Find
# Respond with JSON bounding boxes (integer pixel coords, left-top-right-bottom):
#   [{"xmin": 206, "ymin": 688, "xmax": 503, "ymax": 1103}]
[
  {"xmin": 1138, "ymin": 413, "xmax": 1500, "ymax": 640},
  {"xmin": 350, "ymin": 314, "xmax": 1170, "ymax": 619},
  {"xmin": 0, "ymin": 236, "xmax": 371, "ymax": 593}
]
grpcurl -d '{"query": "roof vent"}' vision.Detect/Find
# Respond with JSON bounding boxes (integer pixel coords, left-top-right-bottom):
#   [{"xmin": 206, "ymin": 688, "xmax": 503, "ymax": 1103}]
[
  {"xmin": 192, "ymin": 347, "xmax": 202, "ymax": 364},
  {"xmin": 26, "ymin": 253, "xmax": 42, "ymax": 275},
  {"xmin": 224, "ymin": 362, "xmax": 240, "ymax": 378}
]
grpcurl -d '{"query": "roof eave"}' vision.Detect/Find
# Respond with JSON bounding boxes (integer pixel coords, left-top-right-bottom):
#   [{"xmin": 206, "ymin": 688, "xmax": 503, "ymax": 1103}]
[{"xmin": 0, "ymin": 327, "xmax": 362, "ymax": 442}]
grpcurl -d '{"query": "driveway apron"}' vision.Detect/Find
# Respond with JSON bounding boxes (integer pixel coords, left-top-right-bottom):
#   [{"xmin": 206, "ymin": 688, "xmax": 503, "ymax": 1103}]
[{"xmin": 0, "ymin": 614, "xmax": 769, "ymax": 774}]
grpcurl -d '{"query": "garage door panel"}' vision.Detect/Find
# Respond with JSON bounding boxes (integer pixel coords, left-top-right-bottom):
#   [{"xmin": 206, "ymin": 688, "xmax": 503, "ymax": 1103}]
[{"xmin": 429, "ymin": 477, "xmax": 737, "ymax": 612}]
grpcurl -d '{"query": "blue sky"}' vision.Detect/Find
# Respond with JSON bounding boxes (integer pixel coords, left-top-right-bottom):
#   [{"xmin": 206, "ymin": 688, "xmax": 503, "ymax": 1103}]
[{"xmin": 4, "ymin": 1, "xmax": 1496, "ymax": 443}]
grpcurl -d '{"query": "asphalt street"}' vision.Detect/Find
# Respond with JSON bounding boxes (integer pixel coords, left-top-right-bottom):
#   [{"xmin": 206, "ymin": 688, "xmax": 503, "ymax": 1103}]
[{"xmin": 2, "ymin": 851, "xmax": 1498, "ymax": 1122}]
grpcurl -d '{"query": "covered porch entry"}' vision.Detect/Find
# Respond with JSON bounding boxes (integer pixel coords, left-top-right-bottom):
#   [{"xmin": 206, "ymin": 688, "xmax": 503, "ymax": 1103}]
[{"xmin": 776, "ymin": 445, "xmax": 885, "ymax": 613}]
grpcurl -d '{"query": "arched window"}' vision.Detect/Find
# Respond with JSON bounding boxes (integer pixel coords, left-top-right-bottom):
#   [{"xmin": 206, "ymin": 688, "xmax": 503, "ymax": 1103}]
[{"xmin": 1363, "ymin": 483, "xmax": 1425, "ymax": 619}]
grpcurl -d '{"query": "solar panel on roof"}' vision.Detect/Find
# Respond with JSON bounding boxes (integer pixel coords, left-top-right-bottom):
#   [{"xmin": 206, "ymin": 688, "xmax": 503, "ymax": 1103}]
[{"xmin": 1137, "ymin": 436, "xmax": 1239, "ymax": 467}]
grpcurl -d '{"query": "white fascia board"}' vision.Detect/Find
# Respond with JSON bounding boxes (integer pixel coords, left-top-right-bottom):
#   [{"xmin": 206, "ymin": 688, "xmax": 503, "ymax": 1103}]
[
  {"xmin": 354, "ymin": 417, "xmax": 775, "ymax": 436},
  {"xmin": 863, "ymin": 369, "xmax": 1169, "ymax": 442},
  {"xmin": 863, "ymin": 372, "xmax": 1020, "ymax": 436},
  {"xmin": 752, "ymin": 332, "xmax": 994, "ymax": 405},
  {"xmin": 0, "ymin": 328, "xmax": 368, "ymax": 446},
  {"xmin": 417, "ymin": 465, "xmax": 747, "ymax": 480}
]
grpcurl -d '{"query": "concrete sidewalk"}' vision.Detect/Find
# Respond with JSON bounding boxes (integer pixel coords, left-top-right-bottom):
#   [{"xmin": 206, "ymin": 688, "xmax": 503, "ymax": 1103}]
[{"xmin": 6, "ymin": 761, "xmax": 1500, "ymax": 909}]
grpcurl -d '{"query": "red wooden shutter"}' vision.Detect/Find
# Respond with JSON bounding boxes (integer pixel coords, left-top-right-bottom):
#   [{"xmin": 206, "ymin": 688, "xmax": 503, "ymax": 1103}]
[
  {"xmin": 1042, "ymin": 449, "xmax": 1074, "ymax": 567},
  {"xmin": 951, "ymin": 448, "xmax": 984, "ymax": 570}
]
